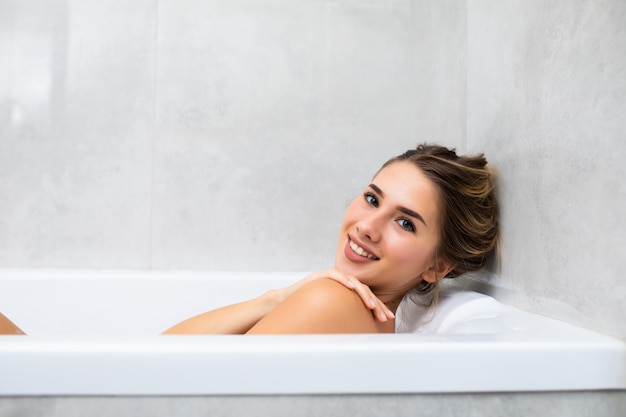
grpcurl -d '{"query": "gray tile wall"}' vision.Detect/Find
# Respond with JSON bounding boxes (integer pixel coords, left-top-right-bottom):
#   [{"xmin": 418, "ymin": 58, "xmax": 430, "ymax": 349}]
[
  {"xmin": 465, "ymin": 0, "xmax": 626, "ymax": 339},
  {"xmin": 1, "ymin": 392, "xmax": 625, "ymax": 417},
  {"xmin": 0, "ymin": 0, "xmax": 465, "ymax": 271}
]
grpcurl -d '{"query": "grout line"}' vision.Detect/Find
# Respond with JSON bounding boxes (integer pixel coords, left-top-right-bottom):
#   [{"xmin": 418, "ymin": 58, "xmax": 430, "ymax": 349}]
[{"xmin": 148, "ymin": 0, "xmax": 161, "ymax": 270}]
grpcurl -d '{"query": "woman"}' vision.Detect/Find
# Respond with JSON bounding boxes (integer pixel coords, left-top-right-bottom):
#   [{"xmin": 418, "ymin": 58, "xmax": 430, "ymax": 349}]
[{"xmin": 164, "ymin": 143, "xmax": 499, "ymax": 334}]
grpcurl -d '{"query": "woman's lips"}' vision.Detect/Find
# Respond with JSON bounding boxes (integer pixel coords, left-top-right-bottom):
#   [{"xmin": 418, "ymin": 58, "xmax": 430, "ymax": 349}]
[{"xmin": 343, "ymin": 237, "xmax": 379, "ymax": 263}]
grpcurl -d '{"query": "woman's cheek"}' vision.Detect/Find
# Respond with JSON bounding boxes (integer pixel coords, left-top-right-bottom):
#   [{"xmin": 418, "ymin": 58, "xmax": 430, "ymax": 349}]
[{"xmin": 392, "ymin": 242, "xmax": 431, "ymax": 273}]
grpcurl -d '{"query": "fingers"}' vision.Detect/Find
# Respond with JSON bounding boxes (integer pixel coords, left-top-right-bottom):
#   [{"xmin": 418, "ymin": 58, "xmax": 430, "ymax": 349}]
[
  {"xmin": 318, "ymin": 270, "xmax": 395, "ymax": 322},
  {"xmin": 348, "ymin": 278, "xmax": 395, "ymax": 322}
]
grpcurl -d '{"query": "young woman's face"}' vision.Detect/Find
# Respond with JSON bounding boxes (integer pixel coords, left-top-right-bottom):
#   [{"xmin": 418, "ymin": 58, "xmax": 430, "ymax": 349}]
[{"xmin": 334, "ymin": 160, "xmax": 444, "ymax": 300}]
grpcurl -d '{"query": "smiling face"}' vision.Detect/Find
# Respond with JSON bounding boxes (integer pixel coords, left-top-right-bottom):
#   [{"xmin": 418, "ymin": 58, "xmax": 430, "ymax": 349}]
[{"xmin": 334, "ymin": 160, "xmax": 447, "ymax": 302}]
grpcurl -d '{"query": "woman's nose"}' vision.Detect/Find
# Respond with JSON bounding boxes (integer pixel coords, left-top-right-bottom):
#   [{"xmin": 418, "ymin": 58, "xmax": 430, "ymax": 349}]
[{"xmin": 356, "ymin": 214, "xmax": 382, "ymax": 242}]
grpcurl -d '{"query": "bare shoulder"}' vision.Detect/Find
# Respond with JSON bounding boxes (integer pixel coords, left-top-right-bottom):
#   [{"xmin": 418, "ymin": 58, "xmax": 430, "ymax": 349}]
[
  {"xmin": 293, "ymin": 278, "xmax": 365, "ymax": 309},
  {"xmin": 247, "ymin": 278, "xmax": 390, "ymax": 334}
]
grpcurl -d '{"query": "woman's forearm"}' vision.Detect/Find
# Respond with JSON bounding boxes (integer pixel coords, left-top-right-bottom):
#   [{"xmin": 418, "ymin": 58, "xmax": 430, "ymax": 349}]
[
  {"xmin": 0, "ymin": 312, "xmax": 25, "ymax": 335},
  {"xmin": 162, "ymin": 289, "xmax": 283, "ymax": 334},
  {"xmin": 161, "ymin": 270, "xmax": 393, "ymax": 334}
]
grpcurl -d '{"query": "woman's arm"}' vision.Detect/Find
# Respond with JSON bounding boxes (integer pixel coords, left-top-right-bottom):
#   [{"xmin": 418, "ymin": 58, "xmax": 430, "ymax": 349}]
[
  {"xmin": 162, "ymin": 289, "xmax": 282, "ymax": 334},
  {"xmin": 0, "ymin": 312, "xmax": 25, "ymax": 335},
  {"xmin": 162, "ymin": 270, "xmax": 394, "ymax": 334},
  {"xmin": 247, "ymin": 278, "xmax": 395, "ymax": 334}
]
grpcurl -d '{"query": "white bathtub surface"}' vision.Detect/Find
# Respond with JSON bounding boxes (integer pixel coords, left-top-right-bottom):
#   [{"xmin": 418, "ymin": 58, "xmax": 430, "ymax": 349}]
[{"xmin": 0, "ymin": 269, "xmax": 625, "ymax": 395}]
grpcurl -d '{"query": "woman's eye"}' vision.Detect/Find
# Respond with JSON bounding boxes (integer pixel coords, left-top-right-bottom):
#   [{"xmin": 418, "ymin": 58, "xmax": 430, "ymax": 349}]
[
  {"xmin": 364, "ymin": 193, "xmax": 379, "ymax": 207},
  {"xmin": 397, "ymin": 218, "xmax": 416, "ymax": 232}
]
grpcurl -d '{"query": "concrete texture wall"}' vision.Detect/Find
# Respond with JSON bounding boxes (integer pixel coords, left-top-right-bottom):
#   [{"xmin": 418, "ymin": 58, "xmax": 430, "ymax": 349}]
[
  {"xmin": 1, "ymin": 392, "xmax": 625, "ymax": 417},
  {"xmin": 466, "ymin": 0, "xmax": 626, "ymax": 339},
  {"xmin": 0, "ymin": 0, "xmax": 465, "ymax": 271}
]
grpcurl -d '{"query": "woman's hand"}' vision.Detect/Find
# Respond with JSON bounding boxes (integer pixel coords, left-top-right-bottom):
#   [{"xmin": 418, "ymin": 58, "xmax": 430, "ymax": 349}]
[{"xmin": 276, "ymin": 270, "xmax": 395, "ymax": 322}]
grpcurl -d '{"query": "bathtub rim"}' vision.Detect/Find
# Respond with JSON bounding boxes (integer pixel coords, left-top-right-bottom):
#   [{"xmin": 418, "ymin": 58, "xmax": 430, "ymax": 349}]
[
  {"xmin": 0, "ymin": 268, "xmax": 625, "ymax": 395},
  {"xmin": 1, "ymin": 328, "xmax": 625, "ymax": 396}
]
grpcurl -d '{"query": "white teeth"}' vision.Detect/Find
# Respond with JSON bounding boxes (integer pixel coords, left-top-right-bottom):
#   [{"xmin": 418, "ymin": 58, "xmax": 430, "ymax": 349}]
[{"xmin": 349, "ymin": 240, "xmax": 378, "ymax": 260}]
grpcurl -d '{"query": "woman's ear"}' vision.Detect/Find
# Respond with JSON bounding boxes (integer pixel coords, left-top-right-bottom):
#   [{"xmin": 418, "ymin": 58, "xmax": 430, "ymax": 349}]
[{"xmin": 421, "ymin": 258, "xmax": 455, "ymax": 283}]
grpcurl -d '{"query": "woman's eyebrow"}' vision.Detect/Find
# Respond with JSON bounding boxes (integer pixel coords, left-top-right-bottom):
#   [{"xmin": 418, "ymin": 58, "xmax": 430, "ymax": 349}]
[
  {"xmin": 368, "ymin": 183, "xmax": 427, "ymax": 226},
  {"xmin": 399, "ymin": 207, "xmax": 427, "ymax": 226},
  {"xmin": 368, "ymin": 183, "xmax": 385, "ymax": 196}
]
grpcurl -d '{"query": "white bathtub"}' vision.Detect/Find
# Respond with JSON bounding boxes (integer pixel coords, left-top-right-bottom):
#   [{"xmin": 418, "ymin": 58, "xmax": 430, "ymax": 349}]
[{"xmin": 0, "ymin": 269, "xmax": 624, "ymax": 396}]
